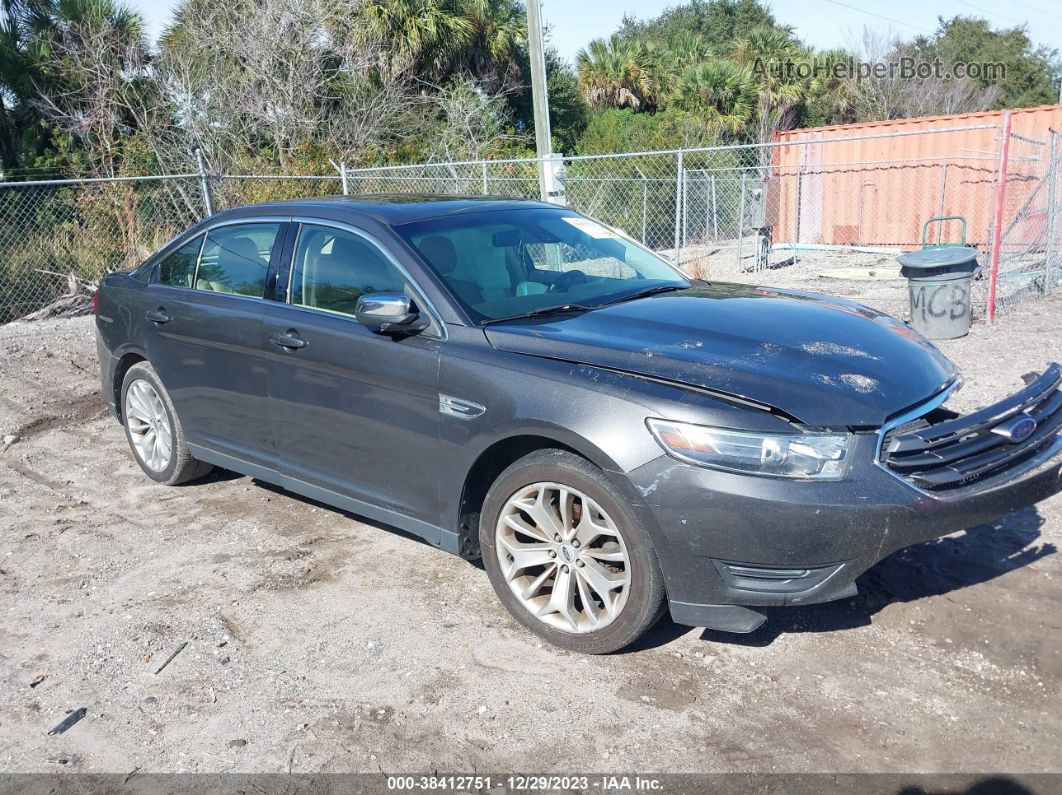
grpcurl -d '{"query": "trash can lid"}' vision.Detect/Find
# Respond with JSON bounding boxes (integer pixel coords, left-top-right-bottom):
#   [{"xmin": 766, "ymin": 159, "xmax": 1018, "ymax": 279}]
[{"xmin": 897, "ymin": 246, "xmax": 979, "ymax": 269}]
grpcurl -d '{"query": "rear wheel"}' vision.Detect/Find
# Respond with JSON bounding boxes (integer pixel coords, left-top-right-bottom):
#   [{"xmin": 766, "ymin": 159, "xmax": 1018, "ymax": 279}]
[
  {"xmin": 121, "ymin": 362, "xmax": 212, "ymax": 486},
  {"xmin": 480, "ymin": 449, "xmax": 666, "ymax": 653}
]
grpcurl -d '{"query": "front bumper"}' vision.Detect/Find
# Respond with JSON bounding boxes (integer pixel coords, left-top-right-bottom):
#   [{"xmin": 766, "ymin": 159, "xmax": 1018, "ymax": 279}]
[{"xmin": 624, "ymin": 431, "xmax": 1062, "ymax": 630}]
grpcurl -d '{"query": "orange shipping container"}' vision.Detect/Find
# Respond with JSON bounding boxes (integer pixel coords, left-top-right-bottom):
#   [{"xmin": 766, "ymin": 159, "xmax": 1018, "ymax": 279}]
[{"xmin": 769, "ymin": 104, "xmax": 1062, "ymax": 250}]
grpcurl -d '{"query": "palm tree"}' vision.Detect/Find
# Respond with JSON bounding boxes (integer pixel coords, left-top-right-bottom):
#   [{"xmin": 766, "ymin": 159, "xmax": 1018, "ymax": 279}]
[
  {"xmin": 0, "ymin": 0, "xmax": 148, "ymax": 171},
  {"xmin": 452, "ymin": 0, "xmax": 526, "ymax": 88},
  {"xmin": 0, "ymin": 0, "xmax": 36, "ymax": 166},
  {"xmin": 359, "ymin": 0, "xmax": 526, "ymax": 89},
  {"xmin": 633, "ymin": 31, "xmax": 707, "ymax": 101},
  {"xmin": 575, "ymin": 36, "xmax": 659, "ymax": 111},
  {"xmin": 360, "ymin": 0, "xmax": 476, "ymax": 79},
  {"xmin": 733, "ymin": 26, "xmax": 805, "ymax": 143},
  {"xmin": 20, "ymin": 0, "xmax": 144, "ymax": 60},
  {"xmin": 672, "ymin": 59, "xmax": 756, "ymax": 136},
  {"xmin": 801, "ymin": 46, "xmax": 853, "ymax": 125}
]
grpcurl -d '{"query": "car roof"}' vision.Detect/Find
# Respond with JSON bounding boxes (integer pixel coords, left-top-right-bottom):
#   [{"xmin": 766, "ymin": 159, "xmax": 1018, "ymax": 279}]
[{"xmin": 213, "ymin": 193, "xmax": 559, "ymax": 227}]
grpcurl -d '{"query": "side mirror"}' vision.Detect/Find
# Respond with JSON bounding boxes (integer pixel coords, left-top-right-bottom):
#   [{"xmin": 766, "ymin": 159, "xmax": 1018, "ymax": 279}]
[{"xmin": 355, "ymin": 293, "xmax": 429, "ymax": 335}]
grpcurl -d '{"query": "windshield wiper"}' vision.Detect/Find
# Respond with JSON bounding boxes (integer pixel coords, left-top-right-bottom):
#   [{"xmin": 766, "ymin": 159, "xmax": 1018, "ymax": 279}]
[
  {"xmin": 481, "ymin": 303, "xmax": 596, "ymax": 326},
  {"xmin": 599, "ymin": 284, "xmax": 685, "ymax": 307}
]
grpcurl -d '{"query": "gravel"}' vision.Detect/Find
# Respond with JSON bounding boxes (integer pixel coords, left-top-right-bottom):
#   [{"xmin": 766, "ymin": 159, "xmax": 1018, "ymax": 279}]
[{"xmin": 0, "ymin": 284, "xmax": 1060, "ymax": 774}]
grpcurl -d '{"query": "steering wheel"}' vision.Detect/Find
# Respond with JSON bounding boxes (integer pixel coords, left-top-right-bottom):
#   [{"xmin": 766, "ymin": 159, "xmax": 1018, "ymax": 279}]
[{"xmin": 547, "ymin": 269, "xmax": 589, "ymax": 294}]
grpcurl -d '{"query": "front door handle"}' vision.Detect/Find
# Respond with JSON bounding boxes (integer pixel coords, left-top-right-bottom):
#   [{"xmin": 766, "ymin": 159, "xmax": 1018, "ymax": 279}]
[
  {"xmin": 270, "ymin": 330, "xmax": 307, "ymax": 350},
  {"xmin": 145, "ymin": 308, "xmax": 171, "ymax": 324}
]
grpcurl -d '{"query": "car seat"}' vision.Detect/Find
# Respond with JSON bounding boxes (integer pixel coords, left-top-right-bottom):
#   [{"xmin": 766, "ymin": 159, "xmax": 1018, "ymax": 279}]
[
  {"xmin": 417, "ymin": 236, "xmax": 484, "ymax": 307},
  {"xmin": 198, "ymin": 235, "xmax": 264, "ymax": 294}
]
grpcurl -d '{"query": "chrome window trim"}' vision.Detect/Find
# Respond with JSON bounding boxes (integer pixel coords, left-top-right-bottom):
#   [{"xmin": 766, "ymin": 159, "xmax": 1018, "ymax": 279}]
[
  {"xmin": 192, "ymin": 217, "xmax": 289, "ymax": 299},
  {"xmin": 200, "ymin": 215, "xmax": 293, "ymax": 229},
  {"xmin": 285, "ymin": 222, "xmax": 305, "ymax": 305},
  {"xmin": 286, "ymin": 216, "xmax": 447, "ymax": 340},
  {"xmin": 151, "ymin": 283, "xmax": 278, "ymax": 309}
]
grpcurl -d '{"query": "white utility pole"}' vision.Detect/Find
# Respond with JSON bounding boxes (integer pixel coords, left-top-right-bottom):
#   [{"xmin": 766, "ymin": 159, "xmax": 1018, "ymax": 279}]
[{"xmin": 526, "ymin": 0, "xmax": 558, "ymax": 203}]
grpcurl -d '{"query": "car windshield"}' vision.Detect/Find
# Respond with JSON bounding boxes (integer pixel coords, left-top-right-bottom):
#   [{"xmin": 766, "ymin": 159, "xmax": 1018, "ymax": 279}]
[{"xmin": 394, "ymin": 207, "xmax": 689, "ymax": 322}]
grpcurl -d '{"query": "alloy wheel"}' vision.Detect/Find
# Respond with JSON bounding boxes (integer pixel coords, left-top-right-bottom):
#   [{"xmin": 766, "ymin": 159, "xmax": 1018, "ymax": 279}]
[
  {"xmin": 495, "ymin": 481, "xmax": 631, "ymax": 634},
  {"xmin": 125, "ymin": 379, "xmax": 173, "ymax": 472}
]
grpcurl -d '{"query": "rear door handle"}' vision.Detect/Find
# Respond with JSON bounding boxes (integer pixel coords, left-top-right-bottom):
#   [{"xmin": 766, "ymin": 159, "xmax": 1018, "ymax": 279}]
[
  {"xmin": 145, "ymin": 308, "xmax": 171, "ymax": 324},
  {"xmin": 270, "ymin": 330, "xmax": 307, "ymax": 350}
]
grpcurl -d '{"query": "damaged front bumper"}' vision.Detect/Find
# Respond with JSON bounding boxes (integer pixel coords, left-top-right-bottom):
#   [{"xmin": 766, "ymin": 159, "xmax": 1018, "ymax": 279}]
[{"xmin": 624, "ymin": 367, "xmax": 1062, "ymax": 633}]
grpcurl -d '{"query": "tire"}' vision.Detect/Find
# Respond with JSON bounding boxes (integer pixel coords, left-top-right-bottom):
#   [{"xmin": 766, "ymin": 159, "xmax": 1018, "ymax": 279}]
[
  {"xmin": 480, "ymin": 449, "xmax": 666, "ymax": 654},
  {"xmin": 120, "ymin": 361, "xmax": 213, "ymax": 486}
]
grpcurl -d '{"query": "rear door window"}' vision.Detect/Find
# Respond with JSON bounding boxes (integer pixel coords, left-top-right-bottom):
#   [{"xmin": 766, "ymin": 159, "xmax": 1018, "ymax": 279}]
[
  {"xmin": 157, "ymin": 236, "xmax": 203, "ymax": 287},
  {"xmin": 289, "ymin": 225, "xmax": 406, "ymax": 317},
  {"xmin": 196, "ymin": 223, "xmax": 282, "ymax": 297}
]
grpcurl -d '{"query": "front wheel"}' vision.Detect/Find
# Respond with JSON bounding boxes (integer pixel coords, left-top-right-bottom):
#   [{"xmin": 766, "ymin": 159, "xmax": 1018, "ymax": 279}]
[{"xmin": 480, "ymin": 449, "xmax": 666, "ymax": 653}]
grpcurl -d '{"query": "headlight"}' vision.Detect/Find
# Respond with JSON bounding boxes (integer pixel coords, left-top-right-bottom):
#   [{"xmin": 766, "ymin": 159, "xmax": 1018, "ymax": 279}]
[{"xmin": 646, "ymin": 418, "xmax": 850, "ymax": 479}]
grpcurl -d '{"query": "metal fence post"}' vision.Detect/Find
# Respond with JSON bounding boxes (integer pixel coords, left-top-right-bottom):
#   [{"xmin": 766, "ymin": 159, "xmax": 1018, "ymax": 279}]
[
  {"xmin": 642, "ymin": 177, "xmax": 648, "ymax": 244},
  {"xmin": 339, "ymin": 162, "xmax": 350, "ymax": 195},
  {"xmin": 195, "ymin": 148, "xmax": 214, "ymax": 218},
  {"xmin": 674, "ymin": 150, "xmax": 683, "ymax": 265},
  {"xmin": 710, "ymin": 174, "xmax": 718, "ymax": 239},
  {"xmin": 935, "ymin": 161, "xmax": 949, "ymax": 244},
  {"xmin": 481, "ymin": 161, "xmax": 489, "ymax": 195},
  {"xmin": 704, "ymin": 175, "xmax": 711, "ymax": 241},
  {"xmin": 987, "ymin": 111, "xmax": 1013, "ymax": 325},
  {"xmin": 684, "ymin": 169, "xmax": 691, "ymax": 246},
  {"xmin": 1045, "ymin": 132, "xmax": 1058, "ymax": 292},
  {"xmin": 737, "ymin": 175, "xmax": 747, "ymax": 269}
]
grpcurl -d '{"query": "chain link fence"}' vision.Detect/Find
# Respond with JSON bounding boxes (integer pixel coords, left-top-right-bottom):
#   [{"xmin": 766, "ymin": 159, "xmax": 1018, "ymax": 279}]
[
  {"xmin": 2, "ymin": 120, "xmax": 1059, "ymax": 325},
  {"xmin": 992, "ymin": 128, "xmax": 1062, "ymax": 316},
  {"xmin": 0, "ymin": 175, "xmax": 205, "ymax": 322}
]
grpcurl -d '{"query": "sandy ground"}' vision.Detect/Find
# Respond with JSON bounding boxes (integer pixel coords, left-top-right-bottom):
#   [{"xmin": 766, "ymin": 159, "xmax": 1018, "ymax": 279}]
[{"xmin": 0, "ymin": 286, "xmax": 1060, "ymax": 775}]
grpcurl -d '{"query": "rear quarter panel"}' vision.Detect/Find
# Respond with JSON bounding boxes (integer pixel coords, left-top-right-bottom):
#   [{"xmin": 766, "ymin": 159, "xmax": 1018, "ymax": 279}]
[{"xmin": 96, "ymin": 272, "xmax": 151, "ymax": 412}]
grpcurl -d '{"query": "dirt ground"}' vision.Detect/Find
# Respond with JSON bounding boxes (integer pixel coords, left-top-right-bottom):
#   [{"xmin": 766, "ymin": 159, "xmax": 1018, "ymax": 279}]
[{"xmin": 0, "ymin": 284, "xmax": 1060, "ymax": 775}]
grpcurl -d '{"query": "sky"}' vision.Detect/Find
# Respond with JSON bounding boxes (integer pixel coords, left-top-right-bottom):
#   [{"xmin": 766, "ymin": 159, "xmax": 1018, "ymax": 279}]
[{"xmin": 131, "ymin": 0, "xmax": 1062, "ymax": 63}]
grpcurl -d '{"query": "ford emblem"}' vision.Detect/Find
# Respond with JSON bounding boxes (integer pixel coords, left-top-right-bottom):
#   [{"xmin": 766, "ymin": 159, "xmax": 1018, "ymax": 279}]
[{"xmin": 992, "ymin": 414, "xmax": 1037, "ymax": 443}]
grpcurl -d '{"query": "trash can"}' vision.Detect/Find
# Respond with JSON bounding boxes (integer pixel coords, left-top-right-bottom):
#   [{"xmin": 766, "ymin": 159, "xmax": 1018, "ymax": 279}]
[{"xmin": 896, "ymin": 246, "xmax": 980, "ymax": 340}]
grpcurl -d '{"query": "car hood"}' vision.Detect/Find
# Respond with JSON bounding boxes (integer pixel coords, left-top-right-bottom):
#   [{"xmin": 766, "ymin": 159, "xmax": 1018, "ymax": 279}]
[{"xmin": 484, "ymin": 283, "xmax": 957, "ymax": 427}]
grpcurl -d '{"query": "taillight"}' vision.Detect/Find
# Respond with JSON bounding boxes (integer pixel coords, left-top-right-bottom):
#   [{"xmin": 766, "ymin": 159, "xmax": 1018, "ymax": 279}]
[{"xmin": 92, "ymin": 289, "xmax": 100, "ymax": 315}]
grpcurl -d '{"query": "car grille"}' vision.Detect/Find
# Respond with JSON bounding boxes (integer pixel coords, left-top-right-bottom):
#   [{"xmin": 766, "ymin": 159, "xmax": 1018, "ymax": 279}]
[{"xmin": 881, "ymin": 363, "xmax": 1062, "ymax": 492}]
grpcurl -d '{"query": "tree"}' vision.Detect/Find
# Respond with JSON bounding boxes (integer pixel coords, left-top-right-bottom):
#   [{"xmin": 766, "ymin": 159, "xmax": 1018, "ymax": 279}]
[
  {"xmin": 840, "ymin": 27, "xmax": 1001, "ymax": 123},
  {"xmin": 618, "ymin": 0, "xmax": 784, "ymax": 59},
  {"xmin": 359, "ymin": 0, "xmax": 475, "ymax": 79},
  {"xmin": 453, "ymin": 0, "xmax": 526, "ymax": 90},
  {"xmin": 733, "ymin": 26, "xmax": 805, "ymax": 141},
  {"xmin": 510, "ymin": 46, "xmax": 589, "ymax": 154},
  {"xmin": 544, "ymin": 53, "xmax": 589, "ymax": 153},
  {"xmin": 671, "ymin": 59, "xmax": 755, "ymax": 135},
  {"xmin": 575, "ymin": 106, "xmax": 719, "ymax": 153},
  {"xmin": 0, "ymin": 0, "xmax": 39, "ymax": 168},
  {"xmin": 359, "ymin": 0, "xmax": 526, "ymax": 92},
  {"xmin": 613, "ymin": 0, "xmax": 787, "ymax": 111},
  {"xmin": 576, "ymin": 35, "xmax": 659, "ymax": 111},
  {"xmin": 14, "ymin": 0, "xmax": 152, "ymax": 175},
  {"xmin": 798, "ymin": 47, "xmax": 853, "ymax": 127},
  {"xmin": 155, "ymin": 0, "xmax": 422, "ymax": 172},
  {"xmin": 911, "ymin": 16, "xmax": 1060, "ymax": 110},
  {"xmin": 424, "ymin": 75, "xmax": 525, "ymax": 161}
]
